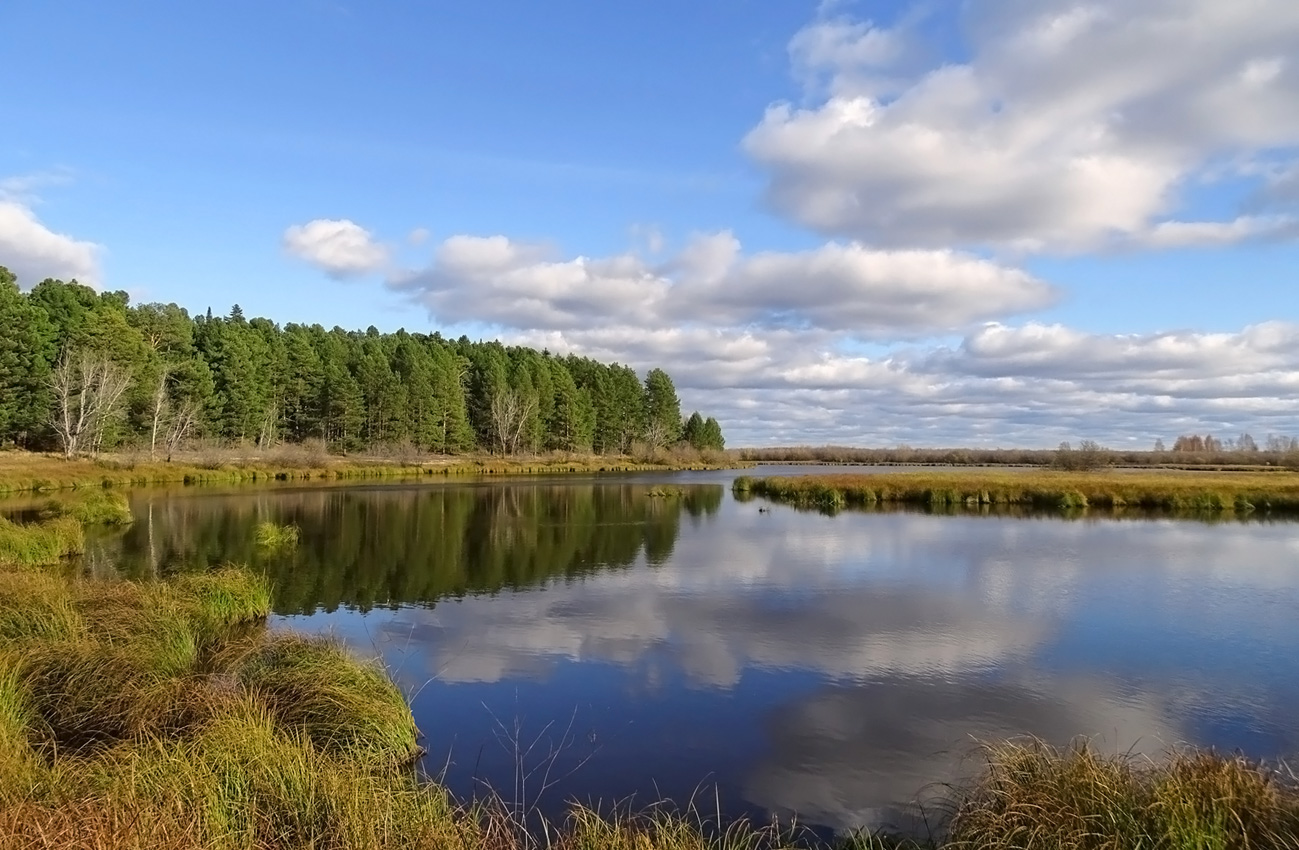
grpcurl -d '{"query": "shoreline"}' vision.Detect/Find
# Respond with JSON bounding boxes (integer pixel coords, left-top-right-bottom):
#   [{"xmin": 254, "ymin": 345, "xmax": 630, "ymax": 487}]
[{"xmin": 0, "ymin": 449, "xmax": 751, "ymax": 497}]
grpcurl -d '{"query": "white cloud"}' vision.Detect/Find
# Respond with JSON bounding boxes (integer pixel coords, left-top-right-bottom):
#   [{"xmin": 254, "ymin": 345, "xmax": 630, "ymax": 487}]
[
  {"xmin": 385, "ymin": 231, "xmax": 1054, "ymax": 338},
  {"xmin": 745, "ymin": 0, "xmax": 1299, "ymax": 252},
  {"xmin": 0, "ymin": 198, "xmax": 101, "ymax": 288},
  {"xmin": 515, "ymin": 319, "xmax": 1299, "ymax": 447},
  {"xmin": 1132, "ymin": 215, "xmax": 1299, "ymax": 249},
  {"xmin": 282, "ymin": 218, "xmax": 389, "ymax": 277},
  {"xmin": 278, "ymin": 214, "xmax": 1299, "ymax": 446}
]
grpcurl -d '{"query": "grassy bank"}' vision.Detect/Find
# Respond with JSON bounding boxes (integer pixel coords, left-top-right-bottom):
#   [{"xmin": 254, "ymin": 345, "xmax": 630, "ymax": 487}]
[
  {"xmin": 0, "ymin": 554, "xmax": 447, "ymax": 848},
  {"xmin": 893, "ymin": 739, "xmax": 1299, "ymax": 849},
  {"xmin": 0, "ymin": 491, "xmax": 133, "ymax": 569},
  {"xmin": 0, "ymin": 448, "xmax": 746, "ymax": 497},
  {"xmin": 734, "ymin": 469, "xmax": 1299, "ymax": 513}
]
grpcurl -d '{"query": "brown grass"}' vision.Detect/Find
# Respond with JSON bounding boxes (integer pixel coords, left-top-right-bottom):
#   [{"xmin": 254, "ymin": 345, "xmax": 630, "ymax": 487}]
[{"xmin": 0, "ymin": 449, "xmax": 746, "ymax": 496}]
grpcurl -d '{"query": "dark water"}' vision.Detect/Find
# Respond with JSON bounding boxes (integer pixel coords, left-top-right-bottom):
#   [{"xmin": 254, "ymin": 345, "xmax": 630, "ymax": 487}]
[{"xmin": 68, "ymin": 470, "xmax": 1299, "ymax": 833}]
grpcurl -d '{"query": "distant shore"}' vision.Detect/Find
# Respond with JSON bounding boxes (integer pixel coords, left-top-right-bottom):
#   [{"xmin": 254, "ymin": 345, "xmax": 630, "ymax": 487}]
[
  {"xmin": 0, "ymin": 448, "xmax": 748, "ymax": 496},
  {"xmin": 734, "ymin": 468, "xmax": 1299, "ymax": 513}
]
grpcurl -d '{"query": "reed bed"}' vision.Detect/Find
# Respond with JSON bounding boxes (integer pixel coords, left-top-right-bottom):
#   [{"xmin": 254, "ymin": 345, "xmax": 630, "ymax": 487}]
[{"xmin": 735, "ymin": 470, "xmax": 1299, "ymax": 514}]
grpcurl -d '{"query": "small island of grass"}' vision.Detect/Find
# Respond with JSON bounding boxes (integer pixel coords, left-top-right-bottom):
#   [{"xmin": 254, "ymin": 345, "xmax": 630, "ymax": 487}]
[{"xmin": 734, "ymin": 469, "xmax": 1299, "ymax": 514}]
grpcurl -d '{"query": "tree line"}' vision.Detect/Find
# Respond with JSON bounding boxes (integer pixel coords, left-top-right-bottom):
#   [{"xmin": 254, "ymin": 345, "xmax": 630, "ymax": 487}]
[{"xmin": 0, "ymin": 268, "xmax": 725, "ymax": 458}]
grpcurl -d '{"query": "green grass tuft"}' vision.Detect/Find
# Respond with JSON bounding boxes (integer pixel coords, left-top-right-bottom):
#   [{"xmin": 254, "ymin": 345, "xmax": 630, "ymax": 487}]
[
  {"xmin": 237, "ymin": 633, "xmax": 422, "ymax": 766},
  {"xmin": 948, "ymin": 738, "xmax": 1299, "ymax": 849},
  {"xmin": 171, "ymin": 567, "xmax": 272, "ymax": 646},
  {"xmin": 254, "ymin": 520, "xmax": 300, "ymax": 550},
  {"xmin": 44, "ymin": 489, "xmax": 134, "ymax": 525},
  {"xmin": 0, "ymin": 515, "xmax": 84, "ymax": 568}
]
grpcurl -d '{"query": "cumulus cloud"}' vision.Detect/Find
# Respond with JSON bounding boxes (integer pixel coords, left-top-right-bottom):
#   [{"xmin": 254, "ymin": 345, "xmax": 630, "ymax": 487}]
[
  {"xmin": 282, "ymin": 218, "xmax": 389, "ymax": 277},
  {"xmin": 385, "ymin": 231, "xmax": 1055, "ymax": 337},
  {"xmin": 0, "ymin": 198, "xmax": 101, "ymax": 288},
  {"xmin": 276, "ymin": 214, "xmax": 1299, "ymax": 446},
  {"xmin": 745, "ymin": 0, "xmax": 1299, "ymax": 251}
]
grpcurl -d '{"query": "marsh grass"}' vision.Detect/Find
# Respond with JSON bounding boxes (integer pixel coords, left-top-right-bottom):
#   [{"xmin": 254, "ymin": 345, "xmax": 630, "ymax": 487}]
[
  {"xmin": 236, "ymin": 633, "xmax": 422, "ymax": 766},
  {"xmin": 43, "ymin": 489, "xmax": 134, "ymax": 525},
  {"xmin": 0, "ymin": 559, "xmax": 472, "ymax": 848},
  {"xmin": 0, "ymin": 514, "xmax": 84, "ymax": 567},
  {"xmin": 0, "ymin": 449, "xmax": 746, "ymax": 497},
  {"xmin": 946, "ymin": 738, "xmax": 1299, "ymax": 849},
  {"xmin": 254, "ymin": 520, "xmax": 300, "ymax": 550},
  {"xmin": 741, "ymin": 470, "xmax": 1299, "ymax": 515}
]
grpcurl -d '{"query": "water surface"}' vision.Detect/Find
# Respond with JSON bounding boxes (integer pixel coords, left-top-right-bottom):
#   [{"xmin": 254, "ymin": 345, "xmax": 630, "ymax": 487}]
[{"xmin": 73, "ymin": 471, "xmax": 1299, "ymax": 832}]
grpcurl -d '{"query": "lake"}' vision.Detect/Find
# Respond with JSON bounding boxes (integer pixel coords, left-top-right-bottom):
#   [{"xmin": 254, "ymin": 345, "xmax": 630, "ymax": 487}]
[{"xmin": 71, "ymin": 467, "xmax": 1299, "ymax": 834}]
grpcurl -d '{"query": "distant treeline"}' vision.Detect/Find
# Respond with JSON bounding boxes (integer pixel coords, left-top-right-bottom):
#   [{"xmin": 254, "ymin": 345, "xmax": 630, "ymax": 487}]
[
  {"xmin": 740, "ymin": 436, "xmax": 1299, "ymax": 470},
  {"xmin": 0, "ymin": 268, "xmax": 724, "ymax": 457}
]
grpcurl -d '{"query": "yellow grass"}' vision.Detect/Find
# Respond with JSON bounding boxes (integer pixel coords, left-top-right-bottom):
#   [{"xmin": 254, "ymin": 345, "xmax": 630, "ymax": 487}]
[{"xmin": 0, "ymin": 449, "xmax": 746, "ymax": 496}]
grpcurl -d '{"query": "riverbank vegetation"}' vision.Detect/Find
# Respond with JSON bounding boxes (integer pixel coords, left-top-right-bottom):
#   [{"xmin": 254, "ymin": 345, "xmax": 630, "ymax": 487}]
[
  {"xmin": 734, "ymin": 470, "xmax": 1299, "ymax": 513},
  {"xmin": 0, "ymin": 269, "xmax": 724, "ymax": 462},
  {"xmin": 906, "ymin": 739, "xmax": 1299, "ymax": 849},
  {"xmin": 0, "ymin": 447, "xmax": 741, "ymax": 496}
]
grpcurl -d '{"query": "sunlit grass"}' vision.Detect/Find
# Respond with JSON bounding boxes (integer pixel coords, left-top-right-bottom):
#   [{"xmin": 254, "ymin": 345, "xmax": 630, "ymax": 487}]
[
  {"xmin": 739, "ymin": 470, "xmax": 1299, "ymax": 514},
  {"xmin": 0, "ymin": 449, "xmax": 746, "ymax": 497},
  {"xmin": 254, "ymin": 520, "xmax": 300, "ymax": 550},
  {"xmin": 946, "ymin": 738, "xmax": 1299, "ymax": 849},
  {"xmin": 236, "ymin": 633, "xmax": 422, "ymax": 766},
  {"xmin": 43, "ymin": 489, "xmax": 134, "ymax": 525},
  {"xmin": 0, "ymin": 514, "xmax": 84, "ymax": 568}
]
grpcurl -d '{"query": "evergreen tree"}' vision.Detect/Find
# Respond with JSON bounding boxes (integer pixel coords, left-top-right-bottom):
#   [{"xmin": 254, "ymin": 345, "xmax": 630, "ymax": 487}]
[
  {"xmin": 683, "ymin": 411, "xmax": 705, "ymax": 449},
  {"xmin": 643, "ymin": 368, "xmax": 682, "ymax": 448},
  {"xmin": 701, "ymin": 417, "xmax": 725, "ymax": 450},
  {"xmin": 0, "ymin": 276, "xmax": 709, "ymax": 457},
  {"xmin": 0, "ymin": 268, "xmax": 54, "ymax": 444}
]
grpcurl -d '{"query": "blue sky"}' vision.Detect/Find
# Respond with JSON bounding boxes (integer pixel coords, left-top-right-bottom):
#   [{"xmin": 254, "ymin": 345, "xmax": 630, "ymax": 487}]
[{"xmin": 3, "ymin": 0, "xmax": 1298, "ymax": 446}]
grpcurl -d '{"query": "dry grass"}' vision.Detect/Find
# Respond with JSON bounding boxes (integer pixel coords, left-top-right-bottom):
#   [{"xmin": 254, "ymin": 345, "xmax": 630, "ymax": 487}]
[
  {"xmin": 736, "ymin": 470, "xmax": 1299, "ymax": 514},
  {"xmin": 0, "ymin": 449, "xmax": 746, "ymax": 497},
  {"xmin": 945, "ymin": 738, "xmax": 1299, "ymax": 849}
]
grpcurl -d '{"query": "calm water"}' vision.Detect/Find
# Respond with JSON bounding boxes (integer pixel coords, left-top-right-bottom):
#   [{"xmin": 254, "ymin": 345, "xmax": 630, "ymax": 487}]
[{"xmin": 68, "ymin": 469, "xmax": 1299, "ymax": 832}]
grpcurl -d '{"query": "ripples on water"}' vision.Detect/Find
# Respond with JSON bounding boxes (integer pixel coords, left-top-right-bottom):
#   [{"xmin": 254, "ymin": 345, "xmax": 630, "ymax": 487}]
[{"xmin": 50, "ymin": 470, "xmax": 1299, "ymax": 833}]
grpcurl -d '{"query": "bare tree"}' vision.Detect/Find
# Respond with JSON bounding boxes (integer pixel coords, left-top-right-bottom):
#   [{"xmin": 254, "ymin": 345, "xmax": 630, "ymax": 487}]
[
  {"xmin": 257, "ymin": 400, "xmax": 279, "ymax": 449},
  {"xmin": 148, "ymin": 365, "xmax": 171, "ymax": 461},
  {"xmin": 164, "ymin": 397, "xmax": 201, "ymax": 462},
  {"xmin": 490, "ymin": 390, "xmax": 536, "ymax": 456},
  {"xmin": 643, "ymin": 418, "xmax": 673, "ymax": 451},
  {"xmin": 50, "ymin": 351, "xmax": 132, "ymax": 459}
]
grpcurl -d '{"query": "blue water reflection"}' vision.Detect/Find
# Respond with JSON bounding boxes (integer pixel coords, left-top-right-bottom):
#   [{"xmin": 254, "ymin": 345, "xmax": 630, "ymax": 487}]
[{"xmin": 99, "ymin": 474, "xmax": 1299, "ymax": 832}]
